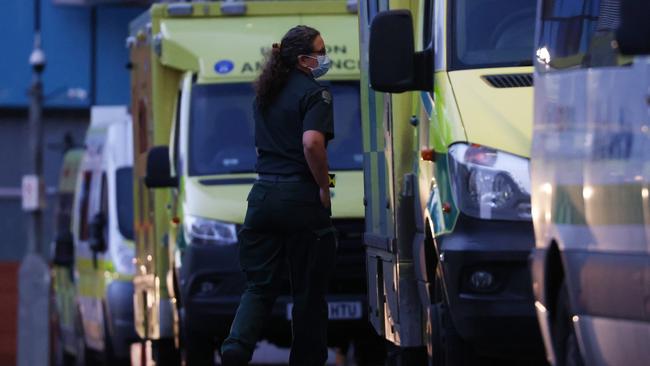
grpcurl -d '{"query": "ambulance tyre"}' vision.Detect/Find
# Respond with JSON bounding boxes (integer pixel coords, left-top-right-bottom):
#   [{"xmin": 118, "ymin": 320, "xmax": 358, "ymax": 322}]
[
  {"xmin": 182, "ymin": 330, "xmax": 214, "ymax": 366},
  {"xmin": 425, "ymin": 266, "xmax": 475, "ymax": 366},
  {"xmin": 73, "ymin": 308, "xmax": 90, "ymax": 366},
  {"xmin": 552, "ymin": 282, "xmax": 585, "ymax": 366},
  {"xmin": 100, "ymin": 304, "xmax": 129, "ymax": 366},
  {"xmin": 353, "ymin": 329, "xmax": 388, "ymax": 365},
  {"xmin": 426, "ymin": 302, "xmax": 475, "ymax": 366},
  {"xmin": 384, "ymin": 343, "xmax": 426, "ymax": 366},
  {"xmin": 152, "ymin": 338, "xmax": 180, "ymax": 366},
  {"xmin": 49, "ymin": 298, "xmax": 75, "ymax": 366}
]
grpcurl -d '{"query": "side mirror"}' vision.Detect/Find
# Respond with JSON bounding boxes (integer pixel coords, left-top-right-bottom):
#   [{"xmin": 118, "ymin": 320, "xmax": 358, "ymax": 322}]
[
  {"xmin": 369, "ymin": 10, "xmax": 433, "ymax": 93},
  {"xmin": 89, "ymin": 212, "xmax": 107, "ymax": 252},
  {"xmin": 52, "ymin": 231, "xmax": 74, "ymax": 267},
  {"xmin": 616, "ymin": 0, "xmax": 650, "ymax": 55},
  {"xmin": 145, "ymin": 146, "xmax": 178, "ymax": 188}
]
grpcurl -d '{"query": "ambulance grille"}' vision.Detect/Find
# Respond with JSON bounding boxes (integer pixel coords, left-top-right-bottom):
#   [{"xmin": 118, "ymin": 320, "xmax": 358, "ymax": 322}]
[{"xmin": 483, "ymin": 73, "xmax": 533, "ymax": 88}]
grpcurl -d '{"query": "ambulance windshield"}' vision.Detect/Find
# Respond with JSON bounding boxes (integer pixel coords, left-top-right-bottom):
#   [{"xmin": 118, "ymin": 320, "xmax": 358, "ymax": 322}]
[
  {"xmin": 188, "ymin": 82, "xmax": 363, "ymax": 176},
  {"xmin": 452, "ymin": 0, "xmax": 537, "ymax": 69}
]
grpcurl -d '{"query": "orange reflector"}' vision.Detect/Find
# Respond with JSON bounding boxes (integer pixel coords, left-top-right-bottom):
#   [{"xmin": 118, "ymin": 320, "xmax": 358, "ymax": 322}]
[{"xmin": 421, "ymin": 149, "xmax": 435, "ymax": 161}]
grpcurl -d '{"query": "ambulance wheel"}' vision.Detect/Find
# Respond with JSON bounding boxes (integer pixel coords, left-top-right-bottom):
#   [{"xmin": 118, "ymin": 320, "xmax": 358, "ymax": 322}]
[
  {"xmin": 384, "ymin": 343, "xmax": 426, "ymax": 366},
  {"xmin": 99, "ymin": 304, "xmax": 131, "ymax": 366},
  {"xmin": 73, "ymin": 309, "xmax": 91, "ymax": 366},
  {"xmin": 182, "ymin": 330, "xmax": 215, "ymax": 366},
  {"xmin": 152, "ymin": 338, "xmax": 180, "ymax": 366},
  {"xmin": 353, "ymin": 327, "xmax": 387, "ymax": 365},
  {"xmin": 426, "ymin": 302, "xmax": 475, "ymax": 366},
  {"xmin": 426, "ymin": 268, "xmax": 475, "ymax": 366},
  {"xmin": 552, "ymin": 282, "xmax": 585, "ymax": 366},
  {"xmin": 49, "ymin": 300, "xmax": 75, "ymax": 366}
]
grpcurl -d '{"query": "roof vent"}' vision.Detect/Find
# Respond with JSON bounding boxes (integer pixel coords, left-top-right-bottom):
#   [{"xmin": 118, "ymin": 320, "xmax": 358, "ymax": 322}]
[
  {"xmin": 168, "ymin": 3, "xmax": 193, "ymax": 17},
  {"xmin": 482, "ymin": 73, "xmax": 533, "ymax": 88},
  {"xmin": 221, "ymin": 0, "xmax": 247, "ymax": 15},
  {"xmin": 347, "ymin": 0, "xmax": 359, "ymax": 13}
]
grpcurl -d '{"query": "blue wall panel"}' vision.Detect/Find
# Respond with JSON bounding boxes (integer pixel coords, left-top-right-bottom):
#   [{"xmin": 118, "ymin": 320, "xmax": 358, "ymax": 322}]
[
  {"xmin": 95, "ymin": 6, "xmax": 146, "ymax": 105},
  {"xmin": 0, "ymin": 1, "xmax": 143, "ymax": 108},
  {"xmin": 0, "ymin": 1, "xmax": 35, "ymax": 107},
  {"xmin": 41, "ymin": 0, "xmax": 91, "ymax": 107}
]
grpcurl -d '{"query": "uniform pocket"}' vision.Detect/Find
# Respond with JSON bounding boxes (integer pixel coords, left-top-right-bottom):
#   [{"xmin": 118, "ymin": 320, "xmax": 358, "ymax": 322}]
[
  {"xmin": 246, "ymin": 184, "xmax": 268, "ymax": 206},
  {"xmin": 278, "ymin": 184, "xmax": 319, "ymax": 205},
  {"xmin": 313, "ymin": 226, "xmax": 339, "ymax": 255}
]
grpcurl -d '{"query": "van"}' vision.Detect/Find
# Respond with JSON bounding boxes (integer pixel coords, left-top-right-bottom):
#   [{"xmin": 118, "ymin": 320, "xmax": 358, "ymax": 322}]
[
  {"xmin": 530, "ymin": 0, "xmax": 650, "ymax": 364},
  {"xmin": 129, "ymin": 1, "xmax": 382, "ymax": 364},
  {"xmin": 50, "ymin": 106, "xmax": 136, "ymax": 365},
  {"xmin": 359, "ymin": 0, "xmax": 544, "ymax": 363},
  {"xmin": 50, "ymin": 147, "xmax": 83, "ymax": 366}
]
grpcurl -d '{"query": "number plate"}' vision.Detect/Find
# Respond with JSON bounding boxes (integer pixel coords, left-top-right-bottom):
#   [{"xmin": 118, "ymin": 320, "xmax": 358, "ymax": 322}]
[{"xmin": 286, "ymin": 301, "xmax": 363, "ymax": 320}]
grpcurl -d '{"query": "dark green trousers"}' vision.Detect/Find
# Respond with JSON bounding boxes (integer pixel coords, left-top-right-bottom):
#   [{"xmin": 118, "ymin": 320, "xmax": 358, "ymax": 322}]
[{"xmin": 221, "ymin": 180, "xmax": 337, "ymax": 365}]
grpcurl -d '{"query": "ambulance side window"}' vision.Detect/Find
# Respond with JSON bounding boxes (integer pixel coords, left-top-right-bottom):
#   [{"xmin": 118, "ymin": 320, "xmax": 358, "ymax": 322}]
[
  {"xmin": 100, "ymin": 173, "xmax": 109, "ymax": 243},
  {"xmin": 172, "ymin": 91, "xmax": 181, "ymax": 177},
  {"xmin": 100, "ymin": 173, "xmax": 108, "ymax": 217},
  {"xmin": 78, "ymin": 171, "xmax": 92, "ymax": 241}
]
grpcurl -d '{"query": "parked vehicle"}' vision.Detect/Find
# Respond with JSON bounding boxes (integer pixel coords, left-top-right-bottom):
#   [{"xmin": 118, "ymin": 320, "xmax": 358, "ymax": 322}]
[
  {"xmin": 50, "ymin": 106, "xmax": 136, "ymax": 365},
  {"xmin": 128, "ymin": 1, "xmax": 382, "ymax": 364},
  {"xmin": 530, "ymin": 0, "xmax": 650, "ymax": 365},
  {"xmin": 359, "ymin": 0, "xmax": 544, "ymax": 363},
  {"xmin": 50, "ymin": 147, "xmax": 83, "ymax": 366}
]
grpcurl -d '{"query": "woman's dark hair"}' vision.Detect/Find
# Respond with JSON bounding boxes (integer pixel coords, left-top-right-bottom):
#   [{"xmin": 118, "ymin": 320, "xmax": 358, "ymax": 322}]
[{"xmin": 254, "ymin": 25, "xmax": 320, "ymax": 109}]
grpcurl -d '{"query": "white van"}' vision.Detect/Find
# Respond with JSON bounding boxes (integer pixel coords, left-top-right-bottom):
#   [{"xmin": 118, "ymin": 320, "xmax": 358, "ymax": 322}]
[
  {"xmin": 52, "ymin": 106, "xmax": 136, "ymax": 365},
  {"xmin": 531, "ymin": 0, "xmax": 650, "ymax": 365}
]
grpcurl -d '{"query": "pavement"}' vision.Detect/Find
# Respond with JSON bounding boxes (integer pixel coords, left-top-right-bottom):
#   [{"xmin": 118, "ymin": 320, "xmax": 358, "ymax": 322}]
[{"xmin": 131, "ymin": 340, "xmax": 344, "ymax": 366}]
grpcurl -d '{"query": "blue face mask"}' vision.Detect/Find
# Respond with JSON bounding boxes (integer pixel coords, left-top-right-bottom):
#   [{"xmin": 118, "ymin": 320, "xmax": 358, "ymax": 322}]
[{"xmin": 306, "ymin": 55, "xmax": 331, "ymax": 79}]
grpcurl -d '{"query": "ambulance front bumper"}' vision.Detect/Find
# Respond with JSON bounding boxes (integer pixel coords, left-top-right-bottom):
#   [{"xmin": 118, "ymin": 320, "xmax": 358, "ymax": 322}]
[
  {"xmin": 437, "ymin": 214, "xmax": 544, "ymax": 358},
  {"xmin": 179, "ymin": 243, "xmax": 244, "ymax": 338},
  {"xmin": 180, "ymin": 243, "xmax": 370, "ymax": 345}
]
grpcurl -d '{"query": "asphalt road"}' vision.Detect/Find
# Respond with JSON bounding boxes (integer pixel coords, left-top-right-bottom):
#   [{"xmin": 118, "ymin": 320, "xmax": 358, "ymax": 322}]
[
  {"xmin": 131, "ymin": 340, "xmax": 345, "ymax": 366},
  {"xmin": 237, "ymin": 341, "xmax": 340, "ymax": 365}
]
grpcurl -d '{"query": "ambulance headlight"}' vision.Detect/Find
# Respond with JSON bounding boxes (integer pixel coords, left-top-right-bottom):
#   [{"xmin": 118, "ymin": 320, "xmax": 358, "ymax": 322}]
[
  {"xmin": 184, "ymin": 216, "xmax": 238, "ymax": 246},
  {"xmin": 111, "ymin": 240, "xmax": 135, "ymax": 275},
  {"xmin": 448, "ymin": 143, "xmax": 531, "ymax": 221}
]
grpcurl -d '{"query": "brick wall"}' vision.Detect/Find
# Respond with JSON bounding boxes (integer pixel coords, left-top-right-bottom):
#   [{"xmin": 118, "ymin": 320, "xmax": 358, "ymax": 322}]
[{"xmin": 0, "ymin": 262, "xmax": 18, "ymax": 366}]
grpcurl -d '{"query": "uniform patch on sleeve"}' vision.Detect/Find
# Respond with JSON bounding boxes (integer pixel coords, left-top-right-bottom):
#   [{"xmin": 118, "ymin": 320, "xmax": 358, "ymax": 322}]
[{"xmin": 321, "ymin": 90, "xmax": 332, "ymax": 104}]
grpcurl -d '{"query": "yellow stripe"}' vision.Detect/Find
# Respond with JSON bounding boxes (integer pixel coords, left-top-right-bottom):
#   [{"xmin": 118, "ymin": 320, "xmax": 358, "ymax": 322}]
[{"xmin": 76, "ymin": 258, "xmax": 134, "ymax": 298}]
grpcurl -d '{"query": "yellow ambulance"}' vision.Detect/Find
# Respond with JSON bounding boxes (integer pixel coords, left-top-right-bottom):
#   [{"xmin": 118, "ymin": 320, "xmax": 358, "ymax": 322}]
[
  {"xmin": 129, "ymin": 1, "xmax": 382, "ymax": 364},
  {"xmin": 359, "ymin": 0, "xmax": 544, "ymax": 364}
]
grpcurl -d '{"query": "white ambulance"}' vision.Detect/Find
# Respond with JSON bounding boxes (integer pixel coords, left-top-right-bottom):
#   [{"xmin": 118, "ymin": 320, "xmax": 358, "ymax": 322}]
[
  {"xmin": 51, "ymin": 106, "xmax": 136, "ymax": 365},
  {"xmin": 531, "ymin": 0, "xmax": 650, "ymax": 365}
]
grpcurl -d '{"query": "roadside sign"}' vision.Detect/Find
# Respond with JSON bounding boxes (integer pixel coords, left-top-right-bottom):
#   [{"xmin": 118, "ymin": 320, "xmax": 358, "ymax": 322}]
[{"xmin": 21, "ymin": 175, "xmax": 42, "ymax": 211}]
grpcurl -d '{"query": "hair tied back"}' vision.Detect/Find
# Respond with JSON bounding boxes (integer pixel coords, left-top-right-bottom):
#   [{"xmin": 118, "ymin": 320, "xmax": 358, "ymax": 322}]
[{"xmin": 255, "ymin": 26, "xmax": 320, "ymax": 109}]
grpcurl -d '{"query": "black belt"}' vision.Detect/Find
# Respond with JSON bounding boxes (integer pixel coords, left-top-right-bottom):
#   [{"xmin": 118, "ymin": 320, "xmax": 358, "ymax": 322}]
[{"xmin": 257, "ymin": 174, "xmax": 313, "ymax": 183}]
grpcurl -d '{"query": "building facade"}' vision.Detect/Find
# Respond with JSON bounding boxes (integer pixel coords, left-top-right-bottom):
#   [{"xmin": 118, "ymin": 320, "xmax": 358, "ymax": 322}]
[{"xmin": 0, "ymin": 1, "xmax": 157, "ymax": 363}]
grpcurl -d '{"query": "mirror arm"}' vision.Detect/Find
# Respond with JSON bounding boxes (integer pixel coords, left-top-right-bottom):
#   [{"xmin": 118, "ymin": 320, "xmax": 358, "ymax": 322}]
[{"xmin": 412, "ymin": 48, "xmax": 433, "ymax": 91}]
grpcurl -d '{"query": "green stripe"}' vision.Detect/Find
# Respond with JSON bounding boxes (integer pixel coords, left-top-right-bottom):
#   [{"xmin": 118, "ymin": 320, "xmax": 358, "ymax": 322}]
[
  {"xmin": 375, "ymin": 93, "xmax": 385, "ymax": 150},
  {"xmin": 76, "ymin": 258, "xmax": 134, "ymax": 298},
  {"xmin": 552, "ymin": 183, "xmax": 647, "ymax": 225}
]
